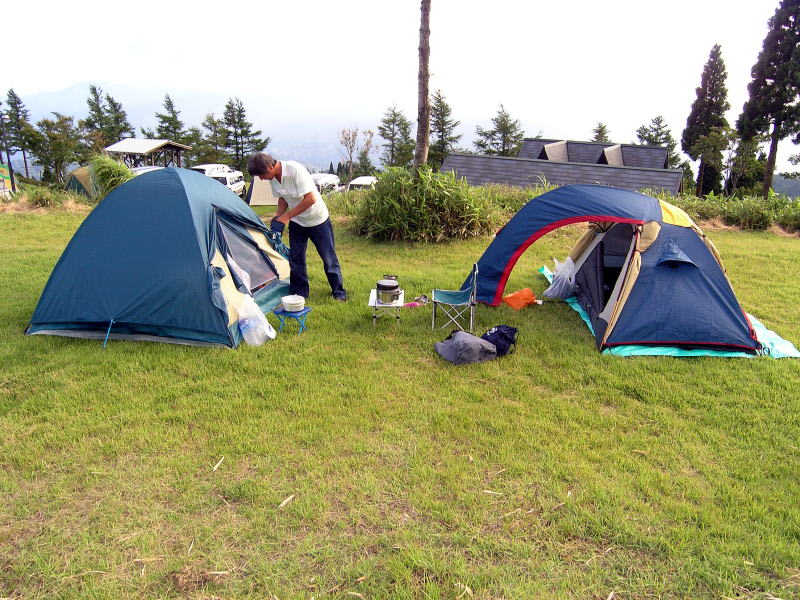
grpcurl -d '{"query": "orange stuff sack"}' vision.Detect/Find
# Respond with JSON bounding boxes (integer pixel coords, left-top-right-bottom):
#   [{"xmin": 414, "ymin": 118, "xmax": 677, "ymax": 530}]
[{"xmin": 502, "ymin": 288, "xmax": 537, "ymax": 310}]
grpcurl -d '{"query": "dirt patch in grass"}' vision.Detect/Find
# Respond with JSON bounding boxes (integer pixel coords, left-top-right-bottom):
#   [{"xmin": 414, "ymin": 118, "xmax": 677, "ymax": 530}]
[
  {"xmin": 697, "ymin": 218, "xmax": 739, "ymax": 232},
  {"xmin": 169, "ymin": 565, "xmax": 230, "ymax": 593},
  {"xmin": 0, "ymin": 198, "xmax": 92, "ymax": 214},
  {"xmin": 768, "ymin": 224, "xmax": 799, "ymax": 238}
]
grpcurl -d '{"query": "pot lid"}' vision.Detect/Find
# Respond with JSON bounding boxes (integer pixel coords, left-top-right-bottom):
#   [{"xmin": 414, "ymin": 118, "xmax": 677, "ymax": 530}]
[{"xmin": 377, "ymin": 279, "xmax": 400, "ymax": 290}]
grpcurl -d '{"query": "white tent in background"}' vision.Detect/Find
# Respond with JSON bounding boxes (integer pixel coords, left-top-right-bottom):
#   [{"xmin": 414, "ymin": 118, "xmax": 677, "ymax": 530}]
[{"xmin": 246, "ymin": 176, "xmax": 278, "ymax": 206}]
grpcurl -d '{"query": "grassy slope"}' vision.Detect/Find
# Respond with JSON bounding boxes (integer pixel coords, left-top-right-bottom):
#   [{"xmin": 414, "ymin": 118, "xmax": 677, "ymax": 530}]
[{"xmin": 0, "ymin": 212, "xmax": 798, "ymax": 599}]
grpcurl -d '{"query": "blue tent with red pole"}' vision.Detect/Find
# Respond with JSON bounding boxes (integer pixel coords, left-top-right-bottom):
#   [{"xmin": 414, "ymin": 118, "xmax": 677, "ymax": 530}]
[{"xmin": 469, "ymin": 185, "xmax": 767, "ymax": 355}]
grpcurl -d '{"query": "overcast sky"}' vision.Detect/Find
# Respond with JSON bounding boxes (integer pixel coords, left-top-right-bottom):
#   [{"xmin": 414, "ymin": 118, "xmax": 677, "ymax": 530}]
[{"xmin": 6, "ymin": 0, "xmax": 794, "ymax": 170}]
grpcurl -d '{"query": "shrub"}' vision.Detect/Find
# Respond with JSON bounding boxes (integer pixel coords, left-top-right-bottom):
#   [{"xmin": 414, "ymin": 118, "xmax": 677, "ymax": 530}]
[
  {"xmin": 325, "ymin": 189, "xmax": 368, "ymax": 218},
  {"xmin": 21, "ymin": 186, "xmax": 61, "ymax": 208},
  {"xmin": 90, "ymin": 155, "xmax": 134, "ymax": 199},
  {"xmin": 721, "ymin": 197, "xmax": 774, "ymax": 230},
  {"xmin": 352, "ymin": 167, "xmax": 498, "ymax": 242},
  {"xmin": 478, "ymin": 181, "xmax": 556, "ymax": 213},
  {"xmin": 670, "ymin": 195, "xmax": 726, "ymax": 222},
  {"xmin": 776, "ymin": 201, "xmax": 800, "ymax": 232}
]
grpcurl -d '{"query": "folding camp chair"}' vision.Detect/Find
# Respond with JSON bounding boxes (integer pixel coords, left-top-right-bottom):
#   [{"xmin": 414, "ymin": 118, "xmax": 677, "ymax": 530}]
[{"xmin": 431, "ymin": 263, "xmax": 478, "ymax": 332}]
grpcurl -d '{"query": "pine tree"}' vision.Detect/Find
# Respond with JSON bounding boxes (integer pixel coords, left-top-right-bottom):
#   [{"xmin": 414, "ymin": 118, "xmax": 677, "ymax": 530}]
[
  {"xmin": 428, "ymin": 89, "xmax": 461, "ymax": 170},
  {"xmin": 222, "ymin": 98, "xmax": 270, "ymax": 171},
  {"xmin": 474, "ymin": 104, "xmax": 525, "ymax": 156},
  {"xmin": 636, "ymin": 116, "xmax": 681, "ymax": 168},
  {"xmin": 681, "ymin": 44, "xmax": 730, "ymax": 196},
  {"xmin": 103, "ymin": 94, "xmax": 134, "ymax": 143},
  {"xmin": 328, "ymin": 161, "xmax": 334, "ymax": 174},
  {"xmin": 28, "ymin": 113, "xmax": 81, "ymax": 183},
  {"xmin": 725, "ymin": 136, "xmax": 767, "ymax": 195},
  {"xmin": 149, "ymin": 94, "xmax": 187, "ymax": 142},
  {"xmin": 353, "ymin": 131, "xmax": 376, "ymax": 178},
  {"xmin": 79, "ymin": 85, "xmax": 109, "ymax": 160},
  {"xmin": 737, "ymin": 0, "xmax": 800, "ymax": 198},
  {"xmin": 377, "ymin": 105, "xmax": 414, "ymax": 167},
  {"xmin": 4, "ymin": 89, "xmax": 32, "ymax": 177},
  {"xmin": 591, "ymin": 122, "xmax": 610, "ymax": 143}
]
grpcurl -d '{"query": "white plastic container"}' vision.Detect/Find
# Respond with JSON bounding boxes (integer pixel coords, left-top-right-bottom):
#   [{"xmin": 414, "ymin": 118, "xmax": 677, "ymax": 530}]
[{"xmin": 281, "ymin": 295, "xmax": 306, "ymax": 312}]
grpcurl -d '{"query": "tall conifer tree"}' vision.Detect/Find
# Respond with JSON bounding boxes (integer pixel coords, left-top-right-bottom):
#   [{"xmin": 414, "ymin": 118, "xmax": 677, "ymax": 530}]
[
  {"xmin": 737, "ymin": 0, "xmax": 800, "ymax": 198},
  {"xmin": 474, "ymin": 104, "xmax": 525, "ymax": 156},
  {"xmin": 4, "ymin": 89, "xmax": 32, "ymax": 177},
  {"xmin": 428, "ymin": 89, "xmax": 461, "ymax": 170},
  {"xmin": 378, "ymin": 105, "xmax": 414, "ymax": 167},
  {"xmin": 222, "ymin": 98, "xmax": 269, "ymax": 171},
  {"xmin": 636, "ymin": 116, "xmax": 681, "ymax": 168},
  {"xmin": 682, "ymin": 44, "xmax": 730, "ymax": 196}
]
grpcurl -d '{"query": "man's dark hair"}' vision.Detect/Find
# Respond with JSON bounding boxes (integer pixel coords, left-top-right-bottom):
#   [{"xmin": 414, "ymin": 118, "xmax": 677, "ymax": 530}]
[{"xmin": 247, "ymin": 153, "xmax": 276, "ymax": 177}]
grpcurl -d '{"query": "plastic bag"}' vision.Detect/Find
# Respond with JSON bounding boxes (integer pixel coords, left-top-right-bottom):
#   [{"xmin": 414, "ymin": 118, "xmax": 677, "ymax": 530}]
[
  {"xmin": 543, "ymin": 256, "xmax": 576, "ymax": 299},
  {"xmin": 238, "ymin": 295, "xmax": 276, "ymax": 345},
  {"xmin": 502, "ymin": 288, "xmax": 537, "ymax": 310}
]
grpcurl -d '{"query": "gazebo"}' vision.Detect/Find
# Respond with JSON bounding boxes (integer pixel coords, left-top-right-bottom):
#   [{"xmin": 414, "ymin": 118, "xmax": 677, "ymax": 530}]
[{"xmin": 104, "ymin": 138, "xmax": 192, "ymax": 168}]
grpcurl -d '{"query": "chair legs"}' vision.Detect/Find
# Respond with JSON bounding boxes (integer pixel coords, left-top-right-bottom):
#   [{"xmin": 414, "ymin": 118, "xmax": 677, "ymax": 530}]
[{"xmin": 432, "ymin": 301, "xmax": 474, "ymax": 332}]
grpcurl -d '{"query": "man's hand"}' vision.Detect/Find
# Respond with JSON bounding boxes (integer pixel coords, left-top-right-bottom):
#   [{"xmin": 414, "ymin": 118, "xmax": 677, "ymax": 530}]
[{"xmin": 276, "ymin": 214, "xmax": 290, "ymax": 225}]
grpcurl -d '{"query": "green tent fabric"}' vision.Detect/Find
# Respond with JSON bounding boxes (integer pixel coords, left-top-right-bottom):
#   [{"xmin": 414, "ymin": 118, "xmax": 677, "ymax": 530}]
[{"xmin": 27, "ymin": 168, "xmax": 289, "ymax": 348}]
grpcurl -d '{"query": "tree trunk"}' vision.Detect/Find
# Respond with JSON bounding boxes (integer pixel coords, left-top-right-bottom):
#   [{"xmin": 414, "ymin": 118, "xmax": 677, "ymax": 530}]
[
  {"xmin": 413, "ymin": 0, "xmax": 431, "ymax": 171},
  {"xmin": 22, "ymin": 149, "xmax": 29, "ymax": 178},
  {"xmin": 695, "ymin": 160, "xmax": 705, "ymax": 197},
  {"xmin": 761, "ymin": 121, "xmax": 781, "ymax": 199}
]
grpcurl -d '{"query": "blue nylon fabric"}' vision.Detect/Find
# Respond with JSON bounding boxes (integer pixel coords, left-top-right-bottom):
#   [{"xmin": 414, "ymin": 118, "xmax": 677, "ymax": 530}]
[
  {"xmin": 27, "ymin": 168, "xmax": 282, "ymax": 348},
  {"xmin": 469, "ymin": 185, "xmax": 662, "ymax": 304},
  {"xmin": 605, "ymin": 224, "xmax": 759, "ymax": 352},
  {"xmin": 538, "ymin": 266, "xmax": 799, "ymax": 358}
]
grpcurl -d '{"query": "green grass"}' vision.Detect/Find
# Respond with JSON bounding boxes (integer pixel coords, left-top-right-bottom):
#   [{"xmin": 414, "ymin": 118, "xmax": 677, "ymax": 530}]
[{"xmin": 1, "ymin": 211, "xmax": 799, "ymax": 599}]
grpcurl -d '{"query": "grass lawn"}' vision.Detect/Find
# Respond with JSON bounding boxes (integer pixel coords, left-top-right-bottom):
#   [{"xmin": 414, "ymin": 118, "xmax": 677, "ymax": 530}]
[{"xmin": 1, "ymin": 209, "xmax": 799, "ymax": 599}]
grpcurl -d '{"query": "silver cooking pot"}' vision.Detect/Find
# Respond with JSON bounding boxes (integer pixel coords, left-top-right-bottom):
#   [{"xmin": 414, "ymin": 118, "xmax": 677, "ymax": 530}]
[{"xmin": 376, "ymin": 277, "xmax": 400, "ymax": 303}]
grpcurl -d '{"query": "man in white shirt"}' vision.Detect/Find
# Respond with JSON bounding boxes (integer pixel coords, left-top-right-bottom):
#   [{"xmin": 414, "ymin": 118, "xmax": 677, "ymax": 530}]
[{"xmin": 247, "ymin": 153, "xmax": 347, "ymax": 301}]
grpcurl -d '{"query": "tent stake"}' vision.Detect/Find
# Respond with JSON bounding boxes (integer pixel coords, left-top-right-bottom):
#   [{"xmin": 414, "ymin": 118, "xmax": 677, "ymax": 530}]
[{"xmin": 102, "ymin": 319, "xmax": 115, "ymax": 349}]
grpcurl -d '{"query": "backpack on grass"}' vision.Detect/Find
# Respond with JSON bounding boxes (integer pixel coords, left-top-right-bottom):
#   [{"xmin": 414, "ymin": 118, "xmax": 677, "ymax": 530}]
[{"xmin": 481, "ymin": 325, "xmax": 518, "ymax": 357}]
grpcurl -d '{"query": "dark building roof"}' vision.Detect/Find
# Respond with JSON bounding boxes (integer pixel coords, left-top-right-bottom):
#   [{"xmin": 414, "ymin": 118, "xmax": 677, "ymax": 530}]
[
  {"xmin": 441, "ymin": 153, "xmax": 683, "ymax": 195},
  {"xmin": 519, "ymin": 138, "xmax": 668, "ymax": 169}
]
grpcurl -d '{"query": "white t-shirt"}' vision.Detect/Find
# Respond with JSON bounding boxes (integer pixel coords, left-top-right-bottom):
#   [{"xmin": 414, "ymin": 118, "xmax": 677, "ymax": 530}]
[{"xmin": 270, "ymin": 160, "xmax": 329, "ymax": 227}]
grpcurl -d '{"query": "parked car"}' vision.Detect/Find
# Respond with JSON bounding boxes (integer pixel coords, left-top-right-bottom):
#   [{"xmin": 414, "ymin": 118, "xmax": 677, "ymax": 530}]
[
  {"xmin": 347, "ymin": 175, "xmax": 377, "ymax": 192},
  {"xmin": 130, "ymin": 166, "xmax": 164, "ymax": 176},
  {"xmin": 190, "ymin": 164, "xmax": 246, "ymax": 197},
  {"xmin": 311, "ymin": 173, "xmax": 342, "ymax": 193}
]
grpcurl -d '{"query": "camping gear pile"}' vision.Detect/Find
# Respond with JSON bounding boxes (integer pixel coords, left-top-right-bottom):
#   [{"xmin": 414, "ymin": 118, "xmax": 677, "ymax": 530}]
[{"xmin": 435, "ymin": 325, "xmax": 518, "ymax": 365}]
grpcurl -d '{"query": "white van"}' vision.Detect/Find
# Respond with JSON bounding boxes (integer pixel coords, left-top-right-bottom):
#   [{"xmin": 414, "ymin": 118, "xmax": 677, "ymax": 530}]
[
  {"xmin": 190, "ymin": 163, "xmax": 246, "ymax": 198},
  {"xmin": 311, "ymin": 173, "xmax": 342, "ymax": 193},
  {"xmin": 347, "ymin": 175, "xmax": 377, "ymax": 192}
]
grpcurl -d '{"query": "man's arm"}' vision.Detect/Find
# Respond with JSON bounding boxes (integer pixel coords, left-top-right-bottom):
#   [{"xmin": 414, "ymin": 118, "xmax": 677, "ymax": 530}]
[
  {"xmin": 276, "ymin": 192, "xmax": 316, "ymax": 225},
  {"xmin": 276, "ymin": 198, "xmax": 289, "ymax": 218}
]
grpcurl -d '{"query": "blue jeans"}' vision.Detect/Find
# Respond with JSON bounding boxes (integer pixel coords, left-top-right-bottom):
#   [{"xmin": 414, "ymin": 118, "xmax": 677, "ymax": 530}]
[{"xmin": 288, "ymin": 218, "xmax": 346, "ymax": 299}]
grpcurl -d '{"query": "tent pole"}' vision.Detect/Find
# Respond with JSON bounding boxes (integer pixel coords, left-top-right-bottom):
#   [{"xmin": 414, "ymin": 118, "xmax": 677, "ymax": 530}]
[{"xmin": 102, "ymin": 319, "xmax": 115, "ymax": 348}]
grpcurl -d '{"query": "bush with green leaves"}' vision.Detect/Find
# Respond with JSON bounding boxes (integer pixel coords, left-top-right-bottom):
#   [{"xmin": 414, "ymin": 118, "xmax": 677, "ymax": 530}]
[
  {"xmin": 11, "ymin": 184, "xmax": 86, "ymax": 209},
  {"xmin": 776, "ymin": 200, "xmax": 800, "ymax": 232},
  {"xmin": 352, "ymin": 167, "xmax": 498, "ymax": 242},
  {"xmin": 90, "ymin": 155, "xmax": 134, "ymax": 199},
  {"xmin": 477, "ymin": 181, "xmax": 557, "ymax": 213}
]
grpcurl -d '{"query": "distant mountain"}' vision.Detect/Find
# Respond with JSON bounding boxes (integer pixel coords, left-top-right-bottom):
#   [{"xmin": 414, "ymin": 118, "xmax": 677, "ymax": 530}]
[
  {"xmin": 771, "ymin": 174, "xmax": 800, "ymax": 199},
  {"xmin": 15, "ymin": 82, "xmax": 384, "ymax": 171}
]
